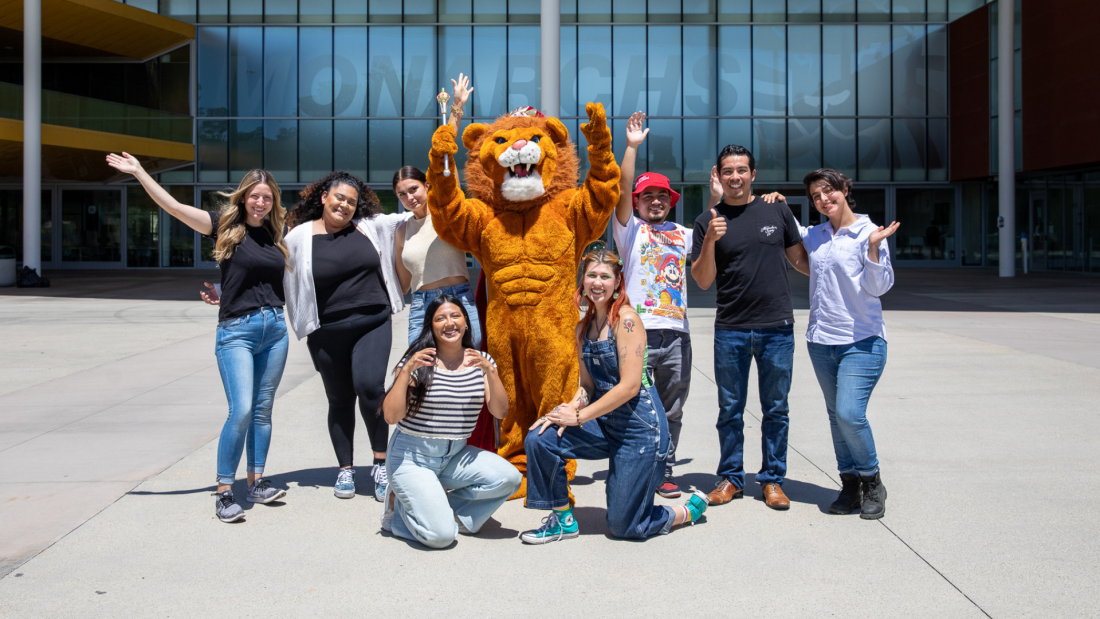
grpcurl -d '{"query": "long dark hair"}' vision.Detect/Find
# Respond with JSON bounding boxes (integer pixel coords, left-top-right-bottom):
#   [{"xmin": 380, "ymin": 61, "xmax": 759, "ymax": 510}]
[
  {"xmin": 387, "ymin": 295, "xmax": 476, "ymax": 419},
  {"xmin": 392, "ymin": 165, "xmax": 427, "ymax": 191},
  {"xmin": 287, "ymin": 170, "xmax": 380, "ymax": 228}
]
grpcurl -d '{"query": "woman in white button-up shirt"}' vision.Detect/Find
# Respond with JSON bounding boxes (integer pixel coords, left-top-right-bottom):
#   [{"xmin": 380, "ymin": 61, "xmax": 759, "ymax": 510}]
[{"xmin": 800, "ymin": 168, "xmax": 899, "ymax": 521}]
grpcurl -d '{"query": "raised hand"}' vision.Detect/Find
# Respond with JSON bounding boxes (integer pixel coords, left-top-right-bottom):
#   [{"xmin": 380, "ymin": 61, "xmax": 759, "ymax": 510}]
[
  {"xmin": 429, "ymin": 124, "xmax": 458, "ymax": 172},
  {"xmin": 705, "ymin": 207, "xmax": 727, "ymax": 245},
  {"xmin": 761, "ymin": 192, "xmax": 787, "ymax": 204},
  {"xmin": 199, "ymin": 282, "xmax": 220, "ymax": 306},
  {"xmin": 869, "ymin": 221, "xmax": 900, "ymax": 246},
  {"xmin": 625, "ymin": 111, "xmax": 649, "ymax": 149},
  {"xmin": 105, "ymin": 152, "xmax": 142, "ymax": 176},
  {"xmin": 463, "ymin": 348, "xmax": 492, "ymax": 372},
  {"xmin": 403, "ymin": 348, "xmax": 437, "ymax": 377},
  {"xmin": 580, "ymin": 102, "xmax": 610, "ymax": 144},
  {"xmin": 451, "ymin": 73, "xmax": 473, "ymax": 109},
  {"xmin": 709, "ymin": 165, "xmax": 724, "ymax": 202}
]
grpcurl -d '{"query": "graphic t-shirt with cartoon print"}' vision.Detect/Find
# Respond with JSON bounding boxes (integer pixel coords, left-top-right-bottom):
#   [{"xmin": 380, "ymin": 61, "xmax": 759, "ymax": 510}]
[{"xmin": 613, "ymin": 214, "xmax": 693, "ymax": 333}]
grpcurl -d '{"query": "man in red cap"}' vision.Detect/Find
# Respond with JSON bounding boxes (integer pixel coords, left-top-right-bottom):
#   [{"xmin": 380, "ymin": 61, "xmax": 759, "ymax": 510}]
[{"xmin": 611, "ymin": 112, "xmax": 693, "ymax": 499}]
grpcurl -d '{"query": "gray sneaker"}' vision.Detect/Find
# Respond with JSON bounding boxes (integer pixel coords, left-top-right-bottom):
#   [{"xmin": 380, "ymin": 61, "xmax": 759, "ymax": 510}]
[
  {"xmin": 334, "ymin": 468, "xmax": 356, "ymax": 499},
  {"xmin": 372, "ymin": 463, "xmax": 388, "ymax": 502},
  {"xmin": 246, "ymin": 477, "xmax": 286, "ymax": 504},
  {"xmin": 381, "ymin": 487, "xmax": 395, "ymax": 533},
  {"xmin": 215, "ymin": 490, "xmax": 244, "ymax": 523}
]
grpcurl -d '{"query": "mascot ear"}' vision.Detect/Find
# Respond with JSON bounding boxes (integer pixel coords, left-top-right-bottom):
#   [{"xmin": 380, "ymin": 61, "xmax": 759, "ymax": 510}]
[
  {"xmin": 546, "ymin": 117, "xmax": 570, "ymax": 146},
  {"xmin": 463, "ymin": 123, "xmax": 489, "ymax": 151}
]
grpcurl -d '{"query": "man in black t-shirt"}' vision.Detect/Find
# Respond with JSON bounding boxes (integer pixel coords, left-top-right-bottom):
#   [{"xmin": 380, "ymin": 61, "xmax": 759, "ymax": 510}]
[{"xmin": 690, "ymin": 145, "xmax": 809, "ymax": 511}]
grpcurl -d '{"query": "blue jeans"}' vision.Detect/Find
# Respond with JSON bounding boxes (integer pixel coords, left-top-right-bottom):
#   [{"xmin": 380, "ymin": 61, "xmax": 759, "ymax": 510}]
[
  {"xmin": 387, "ymin": 429, "xmax": 522, "ymax": 549},
  {"xmin": 408, "ymin": 282, "xmax": 481, "ymax": 349},
  {"xmin": 806, "ymin": 337, "xmax": 887, "ymax": 478},
  {"xmin": 214, "ymin": 307, "xmax": 289, "ymax": 485},
  {"xmin": 713, "ymin": 326, "xmax": 794, "ymax": 489}
]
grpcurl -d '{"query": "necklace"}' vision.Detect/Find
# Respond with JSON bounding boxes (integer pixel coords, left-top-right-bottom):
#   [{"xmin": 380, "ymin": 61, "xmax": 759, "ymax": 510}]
[
  {"xmin": 436, "ymin": 351, "xmax": 464, "ymax": 370},
  {"xmin": 590, "ymin": 313, "xmax": 610, "ymax": 339}
]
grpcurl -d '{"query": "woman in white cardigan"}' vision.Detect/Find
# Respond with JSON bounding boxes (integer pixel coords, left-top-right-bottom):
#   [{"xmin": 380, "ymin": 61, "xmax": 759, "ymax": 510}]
[{"xmin": 284, "ymin": 171, "xmax": 411, "ymax": 502}]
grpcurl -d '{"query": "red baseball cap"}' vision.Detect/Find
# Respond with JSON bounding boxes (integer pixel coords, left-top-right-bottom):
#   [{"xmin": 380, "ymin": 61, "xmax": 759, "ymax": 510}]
[{"xmin": 632, "ymin": 172, "xmax": 681, "ymax": 209}]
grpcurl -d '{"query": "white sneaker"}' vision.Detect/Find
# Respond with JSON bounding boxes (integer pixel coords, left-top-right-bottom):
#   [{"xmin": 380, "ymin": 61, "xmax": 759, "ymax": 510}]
[
  {"xmin": 334, "ymin": 468, "xmax": 356, "ymax": 499},
  {"xmin": 372, "ymin": 463, "xmax": 388, "ymax": 502},
  {"xmin": 381, "ymin": 487, "xmax": 395, "ymax": 533}
]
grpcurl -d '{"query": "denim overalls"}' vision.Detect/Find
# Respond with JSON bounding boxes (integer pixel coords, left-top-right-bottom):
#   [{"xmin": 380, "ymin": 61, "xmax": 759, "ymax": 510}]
[{"xmin": 525, "ymin": 326, "xmax": 674, "ymax": 539}]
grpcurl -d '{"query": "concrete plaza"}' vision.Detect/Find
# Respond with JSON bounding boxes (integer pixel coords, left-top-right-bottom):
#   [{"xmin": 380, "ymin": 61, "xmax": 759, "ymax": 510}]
[{"xmin": 1, "ymin": 268, "xmax": 1098, "ymax": 617}]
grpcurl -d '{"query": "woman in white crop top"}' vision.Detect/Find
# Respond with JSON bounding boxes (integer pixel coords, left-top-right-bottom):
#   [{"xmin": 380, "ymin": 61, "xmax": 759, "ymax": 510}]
[{"xmin": 394, "ymin": 74, "xmax": 481, "ymax": 348}]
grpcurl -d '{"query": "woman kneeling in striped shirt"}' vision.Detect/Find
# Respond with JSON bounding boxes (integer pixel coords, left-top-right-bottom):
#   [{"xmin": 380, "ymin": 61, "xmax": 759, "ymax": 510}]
[{"xmin": 380, "ymin": 295, "xmax": 521, "ymax": 548}]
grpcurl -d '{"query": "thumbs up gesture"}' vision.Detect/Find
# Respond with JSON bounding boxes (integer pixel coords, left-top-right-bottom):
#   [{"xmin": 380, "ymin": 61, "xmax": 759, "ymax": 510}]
[{"xmin": 705, "ymin": 207, "xmax": 727, "ymax": 245}]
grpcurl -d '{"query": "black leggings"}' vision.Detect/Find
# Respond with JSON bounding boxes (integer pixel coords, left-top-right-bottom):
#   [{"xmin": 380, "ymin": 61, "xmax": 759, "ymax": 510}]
[{"xmin": 306, "ymin": 305, "xmax": 391, "ymax": 468}]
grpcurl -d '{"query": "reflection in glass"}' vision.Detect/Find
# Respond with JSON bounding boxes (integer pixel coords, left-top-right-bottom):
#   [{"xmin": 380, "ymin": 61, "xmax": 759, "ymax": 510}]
[
  {"xmin": 375, "ymin": 190, "xmax": 401, "ymax": 215},
  {"xmin": 649, "ymin": 0, "xmax": 680, "ymax": 22},
  {"xmin": 719, "ymin": 118, "xmax": 752, "ymax": 154},
  {"xmin": 1048, "ymin": 187, "xmax": 1065, "ymax": 269},
  {"xmin": 230, "ymin": 0, "xmax": 261, "ymax": 22},
  {"xmin": 62, "ymin": 190, "xmax": 122, "ymax": 263},
  {"xmin": 753, "ymin": 0, "xmax": 786, "ymax": 22},
  {"xmin": 369, "ymin": 120, "xmax": 402, "ymax": 183},
  {"xmin": 199, "ymin": 0, "xmax": 227, "ymax": 23},
  {"xmin": 856, "ymin": 25, "xmax": 890, "ymax": 116},
  {"xmin": 299, "ymin": 27, "xmax": 333, "ymax": 118},
  {"xmin": 928, "ymin": 0, "xmax": 948, "ymax": 21},
  {"xmin": 299, "ymin": 0, "xmax": 332, "ymax": 23},
  {"xmin": 441, "ymin": 26, "xmax": 475, "ymax": 91},
  {"xmin": 264, "ymin": 27, "xmax": 297, "ymax": 117},
  {"xmin": 683, "ymin": 26, "xmax": 716, "ymax": 117},
  {"xmin": 474, "ymin": 0, "xmax": 506, "ymax": 23},
  {"xmin": 200, "ymin": 190, "xmax": 223, "ymax": 264},
  {"xmin": 857, "ymin": 118, "xmax": 890, "ymax": 181},
  {"xmin": 265, "ymin": 0, "xmax": 296, "ymax": 23},
  {"xmin": 717, "ymin": 0, "xmax": 750, "ymax": 22},
  {"xmin": 789, "ymin": 25, "xmax": 822, "ymax": 116},
  {"xmin": 473, "ymin": 27, "xmax": 507, "ymax": 117},
  {"xmin": 164, "ymin": 0, "xmax": 197, "ymax": 22},
  {"xmin": 850, "ymin": 188, "xmax": 885, "ymax": 229},
  {"xmin": 0, "ymin": 190, "xmax": 51, "ymax": 264},
  {"xmin": 895, "ymin": 188, "xmax": 955, "ymax": 261},
  {"xmin": 403, "ymin": 120, "xmax": 436, "ymax": 179},
  {"xmin": 857, "ymin": 0, "xmax": 889, "ymax": 21},
  {"xmin": 648, "ymin": 26, "xmax": 682, "ymax": 116},
  {"xmin": 892, "ymin": 25, "xmax": 926, "ymax": 116},
  {"xmin": 822, "ymin": 25, "xmax": 856, "ymax": 116},
  {"xmin": 265, "ymin": 120, "xmax": 298, "ymax": 183},
  {"xmin": 299, "ymin": 119, "xmax": 333, "ymax": 185},
  {"xmin": 230, "ymin": 119, "xmax": 263, "ymax": 179},
  {"xmin": 370, "ymin": 27, "xmax": 403, "ymax": 117},
  {"xmin": 892, "ymin": 0, "xmax": 925, "ymax": 21},
  {"xmin": 1084, "ymin": 188, "xmax": 1100, "ymax": 273},
  {"xmin": 893, "ymin": 118, "xmax": 925, "ymax": 182},
  {"xmin": 613, "ymin": 0, "xmax": 643, "ymax": 21},
  {"xmin": 611, "ymin": 118, "xmax": 644, "ymax": 175},
  {"xmin": 334, "ymin": 119, "xmax": 368, "ymax": 181},
  {"xmin": 752, "ymin": 26, "xmax": 786, "ymax": 117},
  {"xmin": 560, "ymin": 26, "xmax": 578, "ymax": 116},
  {"xmin": 680, "ymin": 185, "xmax": 705, "ymax": 228},
  {"xmin": 823, "ymin": 118, "xmax": 857, "ymax": 178},
  {"xmin": 404, "ymin": 0, "xmax": 437, "ymax": 22},
  {"xmin": 127, "ymin": 186, "xmax": 159, "ymax": 267},
  {"xmin": 788, "ymin": 0, "xmax": 822, "ymax": 21},
  {"xmin": 752, "ymin": 119, "xmax": 786, "ymax": 183},
  {"xmin": 335, "ymin": 0, "xmax": 368, "ymax": 23},
  {"xmin": 576, "ymin": 0, "xmax": 610, "ymax": 23},
  {"xmin": 683, "ymin": 0, "xmax": 716, "ymax": 22},
  {"xmin": 334, "ymin": 27, "xmax": 368, "ymax": 117},
  {"xmin": 405, "ymin": 27, "xmax": 438, "ymax": 117},
  {"xmin": 198, "ymin": 119, "xmax": 229, "ymax": 183},
  {"xmin": 647, "ymin": 119, "xmax": 682, "ymax": 182},
  {"xmin": 684, "ymin": 119, "xmax": 717, "ymax": 182},
  {"xmin": 823, "ymin": 0, "xmax": 856, "ymax": 21},
  {"xmin": 230, "ymin": 28, "xmax": 263, "ymax": 117},
  {"xmin": 198, "ymin": 27, "xmax": 228, "ymax": 117},
  {"xmin": 961, "ymin": 183, "xmax": 983, "ymax": 266},
  {"xmin": 612, "ymin": 27, "xmax": 646, "ymax": 117},
  {"xmin": 788, "ymin": 118, "xmax": 822, "ymax": 182},
  {"xmin": 508, "ymin": 0, "xmax": 539, "ymax": 23},
  {"xmin": 718, "ymin": 26, "xmax": 750, "ymax": 117},
  {"xmin": 508, "ymin": 27, "xmax": 540, "ymax": 111},
  {"xmin": 928, "ymin": 118, "xmax": 948, "ymax": 182},
  {"xmin": 576, "ymin": 26, "xmax": 612, "ymax": 114},
  {"xmin": 441, "ymin": 0, "xmax": 473, "ymax": 23}
]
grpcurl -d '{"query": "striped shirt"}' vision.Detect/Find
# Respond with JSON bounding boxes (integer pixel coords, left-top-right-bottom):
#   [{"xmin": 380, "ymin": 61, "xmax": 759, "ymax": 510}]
[{"xmin": 397, "ymin": 352, "xmax": 496, "ymax": 440}]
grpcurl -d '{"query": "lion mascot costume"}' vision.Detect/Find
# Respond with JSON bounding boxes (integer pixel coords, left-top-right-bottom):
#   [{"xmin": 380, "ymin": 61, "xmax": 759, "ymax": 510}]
[{"xmin": 427, "ymin": 102, "xmax": 620, "ymax": 499}]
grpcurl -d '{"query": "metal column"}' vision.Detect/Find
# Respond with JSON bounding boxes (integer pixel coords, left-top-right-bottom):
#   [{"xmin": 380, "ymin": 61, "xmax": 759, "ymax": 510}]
[
  {"xmin": 998, "ymin": 0, "xmax": 1016, "ymax": 277},
  {"xmin": 540, "ymin": 0, "xmax": 560, "ymax": 117},
  {"xmin": 23, "ymin": 0, "xmax": 42, "ymax": 274}
]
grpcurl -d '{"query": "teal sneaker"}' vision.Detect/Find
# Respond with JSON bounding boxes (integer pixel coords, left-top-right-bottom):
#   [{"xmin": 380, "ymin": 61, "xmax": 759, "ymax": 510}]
[
  {"xmin": 684, "ymin": 491, "xmax": 709, "ymax": 524},
  {"xmin": 520, "ymin": 509, "xmax": 580, "ymax": 545}
]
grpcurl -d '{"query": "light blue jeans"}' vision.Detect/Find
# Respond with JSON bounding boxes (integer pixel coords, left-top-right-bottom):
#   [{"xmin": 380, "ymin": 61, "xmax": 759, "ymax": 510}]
[
  {"xmin": 214, "ymin": 307, "xmax": 289, "ymax": 485},
  {"xmin": 806, "ymin": 337, "xmax": 887, "ymax": 478},
  {"xmin": 386, "ymin": 428, "xmax": 522, "ymax": 549},
  {"xmin": 408, "ymin": 282, "xmax": 481, "ymax": 349}
]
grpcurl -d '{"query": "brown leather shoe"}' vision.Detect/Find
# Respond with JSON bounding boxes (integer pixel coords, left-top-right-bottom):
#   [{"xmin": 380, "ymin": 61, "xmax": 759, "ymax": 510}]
[
  {"xmin": 762, "ymin": 484, "xmax": 790, "ymax": 510},
  {"xmin": 706, "ymin": 480, "xmax": 744, "ymax": 505}
]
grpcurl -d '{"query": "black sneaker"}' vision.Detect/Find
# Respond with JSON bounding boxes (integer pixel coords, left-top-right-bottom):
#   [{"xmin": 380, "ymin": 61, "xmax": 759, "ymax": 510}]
[
  {"xmin": 829, "ymin": 473, "xmax": 862, "ymax": 514},
  {"xmin": 657, "ymin": 474, "xmax": 682, "ymax": 499},
  {"xmin": 859, "ymin": 473, "xmax": 887, "ymax": 520}
]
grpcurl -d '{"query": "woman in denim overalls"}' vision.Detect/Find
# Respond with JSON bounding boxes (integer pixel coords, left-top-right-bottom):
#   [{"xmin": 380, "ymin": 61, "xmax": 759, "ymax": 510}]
[{"xmin": 521, "ymin": 249, "xmax": 710, "ymax": 544}]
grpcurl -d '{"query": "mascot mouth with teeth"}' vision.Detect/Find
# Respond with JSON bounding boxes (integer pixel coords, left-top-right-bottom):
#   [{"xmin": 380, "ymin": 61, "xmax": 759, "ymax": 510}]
[{"xmin": 427, "ymin": 103, "xmax": 621, "ymax": 499}]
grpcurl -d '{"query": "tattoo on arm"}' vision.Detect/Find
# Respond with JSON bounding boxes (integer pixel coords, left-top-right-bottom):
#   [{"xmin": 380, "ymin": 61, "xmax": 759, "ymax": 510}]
[
  {"xmin": 635, "ymin": 343, "xmax": 644, "ymax": 358},
  {"xmin": 624, "ymin": 318, "xmax": 635, "ymax": 333},
  {"xmin": 619, "ymin": 345, "xmax": 628, "ymax": 365},
  {"xmin": 578, "ymin": 389, "xmax": 590, "ymax": 409}
]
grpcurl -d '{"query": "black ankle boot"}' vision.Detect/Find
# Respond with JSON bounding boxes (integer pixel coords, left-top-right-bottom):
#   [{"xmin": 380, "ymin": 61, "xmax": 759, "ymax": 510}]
[
  {"xmin": 859, "ymin": 472, "xmax": 887, "ymax": 520},
  {"xmin": 829, "ymin": 473, "xmax": 862, "ymax": 514}
]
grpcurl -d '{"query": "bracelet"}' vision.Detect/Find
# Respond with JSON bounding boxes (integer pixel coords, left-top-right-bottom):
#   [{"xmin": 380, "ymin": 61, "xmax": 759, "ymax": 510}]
[{"xmin": 576, "ymin": 410, "xmax": 583, "ymax": 429}]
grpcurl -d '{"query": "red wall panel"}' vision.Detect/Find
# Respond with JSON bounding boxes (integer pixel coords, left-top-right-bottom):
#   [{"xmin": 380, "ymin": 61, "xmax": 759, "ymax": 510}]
[{"xmin": 949, "ymin": 6, "xmax": 990, "ymax": 181}]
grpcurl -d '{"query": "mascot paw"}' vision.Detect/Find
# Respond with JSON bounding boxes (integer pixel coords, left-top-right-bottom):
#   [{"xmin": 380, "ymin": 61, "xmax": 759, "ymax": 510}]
[
  {"xmin": 580, "ymin": 102, "xmax": 610, "ymax": 145},
  {"xmin": 430, "ymin": 124, "xmax": 459, "ymax": 170}
]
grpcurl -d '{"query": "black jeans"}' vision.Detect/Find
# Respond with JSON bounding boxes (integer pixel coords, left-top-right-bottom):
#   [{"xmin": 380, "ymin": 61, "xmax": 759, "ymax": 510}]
[{"xmin": 306, "ymin": 305, "xmax": 391, "ymax": 468}]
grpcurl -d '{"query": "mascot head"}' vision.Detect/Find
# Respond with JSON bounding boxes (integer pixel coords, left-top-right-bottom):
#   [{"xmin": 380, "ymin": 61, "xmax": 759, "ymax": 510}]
[{"xmin": 461, "ymin": 106, "xmax": 579, "ymax": 211}]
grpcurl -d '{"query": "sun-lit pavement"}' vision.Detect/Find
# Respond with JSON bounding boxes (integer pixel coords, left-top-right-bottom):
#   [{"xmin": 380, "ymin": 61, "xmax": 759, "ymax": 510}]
[{"xmin": 1, "ymin": 268, "xmax": 1098, "ymax": 617}]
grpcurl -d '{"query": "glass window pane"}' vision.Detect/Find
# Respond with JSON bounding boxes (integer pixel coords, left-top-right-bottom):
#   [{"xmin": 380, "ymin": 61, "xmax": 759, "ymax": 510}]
[
  {"xmin": 928, "ymin": 25, "xmax": 948, "ymax": 116},
  {"xmin": 441, "ymin": 0, "xmax": 473, "ymax": 23},
  {"xmin": 370, "ymin": 27, "xmax": 403, "ymax": 117},
  {"xmin": 857, "ymin": 118, "xmax": 890, "ymax": 181},
  {"xmin": 403, "ymin": 120, "xmax": 436, "ymax": 179},
  {"xmin": 612, "ymin": 26, "xmax": 646, "ymax": 117},
  {"xmin": 850, "ymin": 188, "xmax": 885, "ymax": 228},
  {"xmin": 928, "ymin": 0, "xmax": 947, "ymax": 21},
  {"xmin": 857, "ymin": 0, "xmax": 889, "ymax": 21},
  {"xmin": 369, "ymin": 120, "xmax": 402, "ymax": 182},
  {"xmin": 684, "ymin": 118, "xmax": 717, "ymax": 181},
  {"xmin": 299, "ymin": 0, "xmax": 331, "ymax": 23},
  {"xmin": 473, "ymin": 26, "xmax": 507, "ymax": 116},
  {"xmin": 718, "ymin": 25, "xmax": 751, "ymax": 117},
  {"xmin": 577, "ymin": 0, "xmax": 610, "ymax": 22},
  {"xmin": 265, "ymin": 0, "xmax": 296, "ymax": 23},
  {"xmin": 719, "ymin": 117, "xmax": 752, "ymax": 155},
  {"xmin": 753, "ymin": 0, "xmax": 785, "ymax": 22},
  {"xmin": 949, "ymin": 0, "xmax": 984, "ymax": 21},
  {"xmin": 441, "ymin": 27, "xmax": 475, "ymax": 96},
  {"xmin": 893, "ymin": 25, "xmax": 927, "ymax": 117},
  {"xmin": 895, "ymin": 188, "xmax": 956, "ymax": 261},
  {"xmin": 649, "ymin": 0, "xmax": 680, "ymax": 23},
  {"xmin": 200, "ymin": 190, "xmax": 223, "ymax": 263},
  {"xmin": 718, "ymin": 0, "xmax": 750, "ymax": 22},
  {"xmin": 684, "ymin": 25, "xmax": 716, "ymax": 117},
  {"xmin": 127, "ymin": 185, "xmax": 159, "ymax": 267},
  {"xmin": 893, "ymin": 0, "xmax": 925, "ymax": 21},
  {"xmin": 822, "ymin": 0, "xmax": 855, "ymax": 21},
  {"xmin": 299, "ymin": 119, "xmax": 333, "ymax": 184},
  {"xmin": 576, "ymin": 26, "xmax": 612, "ymax": 114},
  {"xmin": 788, "ymin": 0, "xmax": 821, "ymax": 22},
  {"xmin": 928, "ymin": 117, "xmax": 947, "ymax": 181},
  {"xmin": 612, "ymin": 117, "xmax": 646, "ymax": 172},
  {"xmin": 199, "ymin": 0, "xmax": 227, "ymax": 23},
  {"xmin": 474, "ymin": 0, "xmax": 506, "ymax": 22},
  {"xmin": 647, "ymin": 119, "xmax": 682, "ymax": 182},
  {"xmin": 752, "ymin": 118, "xmax": 786, "ymax": 182},
  {"xmin": 404, "ymin": 0, "xmax": 437, "ymax": 22},
  {"xmin": 198, "ymin": 27, "xmax": 228, "ymax": 117},
  {"xmin": 165, "ymin": 200, "xmax": 196, "ymax": 267},
  {"xmin": 752, "ymin": 26, "xmax": 786, "ymax": 116},
  {"xmin": 163, "ymin": 0, "xmax": 197, "ymax": 23},
  {"xmin": 299, "ymin": 27, "xmax": 333, "ymax": 118},
  {"xmin": 857, "ymin": 25, "xmax": 890, "ymax": 116},
  {"xmin": 230, "ymin": 119, "xmax": 263, "ymax": 179},
  {"xmin": 334, "ymin": 119, "xmax": 368, "ymax": 180},
  {"xmin": 613, "ymin": 0, "xmax": 643, "ymax": 21},
  {"xmin": 335, "ymin": 0, "xmax": 367, "ymax": 24},
  {"xmin": 198, "ymin": 119, "xmax": 229, "ymax": 182},
  {"xmin": 893, "ymin": 117, "xmax": 926, "ymax": 182},
  {"xmin": 961, "ymin": 183, "xmax": 982, "ymax": 265},
  {"xmin": 560, "ymin": 26, "xmax": 578, "ymax": 116},
  {"xmin": 823, "ymin": 25, "xmax": 856, "ymax": 116},
  {"xmin": 404, "ymin": 27, "xmax": 436, "ymax": 117},
  {"xmin": 789, "ymin": 25, "xmax": 821, "ymax": 117},
  {"xmin": 648, "ymin": 26, "xmax": 681, "ymax": 116},
  {"xmin": 264, "ymin": 27, "xmax": 297, "ymax": 116},
  {"xmin": 789, "ymin": 118, "xmax": 822, "ymax": 182},
  {"xmin": 823, "ymin": 118, "xmax": 857, "ymax": 178},
  {"xmin": 334, "ymin": 27, "xmax": 367, "ymax": 117},
  {"xmin": 61, "ymin": 190, "xmax": 122, "ymax": 263},
  {"xmin": 683, "ymin": 0, "xmax": 716, "ymax": 22},
  {"xmin": 507, "ymin": 26, "xmax": 540, "ymax": 111},
  {"xmin": 230, "ymin": 0, "xmax": 261, "ymax": 22},
  {"xmin": 264, "ymin": 119, "xmax": 298, "ymax": 183},
  {"xmin": 0, "ymin": 190, "xmax": 51, "ymax": 265},
  {"xmin": 508, "ymin": 0, "xmax": 539, "ymax": 23},
  {"xmin": 160, "ymin": 165, "xmax": 195, "ymax": 183},
  {"xmin": 229, "ymin": 27, "xmax": 263, "ymax": 116}
]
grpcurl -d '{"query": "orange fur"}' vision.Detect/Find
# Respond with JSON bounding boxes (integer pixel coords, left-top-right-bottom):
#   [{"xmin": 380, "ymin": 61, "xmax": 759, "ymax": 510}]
[{"xmin": 427, "ymin": 103, "xmax": 621, "ymax": 499}]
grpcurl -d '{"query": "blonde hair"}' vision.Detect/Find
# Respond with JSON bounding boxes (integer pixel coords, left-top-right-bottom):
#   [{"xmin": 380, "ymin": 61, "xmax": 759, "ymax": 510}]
[{"xmin": 212, "ymin": 169, "xmax": 290, "ymax": 266}]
